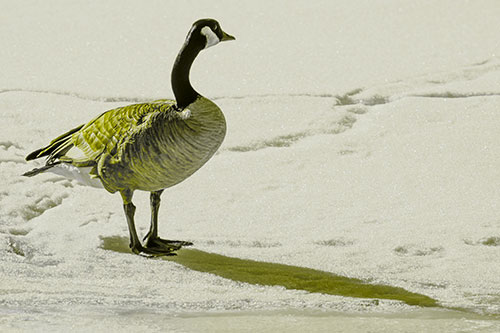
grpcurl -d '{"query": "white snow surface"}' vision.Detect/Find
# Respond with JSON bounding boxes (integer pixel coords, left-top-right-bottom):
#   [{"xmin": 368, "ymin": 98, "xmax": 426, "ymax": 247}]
[{"xmin": 1, "ymin": 0, "xmax": 500, "ymax": 331}]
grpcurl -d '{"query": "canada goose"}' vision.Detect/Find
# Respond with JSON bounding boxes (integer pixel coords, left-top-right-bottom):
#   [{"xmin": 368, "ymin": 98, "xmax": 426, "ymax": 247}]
[{"xmin": 23, "ymin": 18, "xmax": 235, "ymax": 256}]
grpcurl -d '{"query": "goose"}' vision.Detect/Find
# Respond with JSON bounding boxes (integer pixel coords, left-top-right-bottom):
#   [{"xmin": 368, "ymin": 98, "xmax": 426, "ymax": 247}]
[{"xmin": 23, "ymin": 18, "xmax": 235, "ymax": 256}]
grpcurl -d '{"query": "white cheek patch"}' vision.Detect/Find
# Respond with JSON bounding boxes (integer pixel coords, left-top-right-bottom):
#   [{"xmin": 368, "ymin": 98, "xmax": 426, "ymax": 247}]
[{"xmin": 201, "ymin": 26, "xmax": 220, "ymax": 49}]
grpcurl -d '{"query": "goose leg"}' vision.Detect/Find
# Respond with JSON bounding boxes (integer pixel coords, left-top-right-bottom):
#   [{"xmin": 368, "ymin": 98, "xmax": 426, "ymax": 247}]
[
  {"xmin": 120, "ymin": 190, "xmax": 174, "ymax": 256},
  {"xmin": 143, "ymin": 190, "xmax": 193, "ymax": 252},
  {"xmin": 143, "ymin": 189, "xmax": 163, "ymax": 242}
]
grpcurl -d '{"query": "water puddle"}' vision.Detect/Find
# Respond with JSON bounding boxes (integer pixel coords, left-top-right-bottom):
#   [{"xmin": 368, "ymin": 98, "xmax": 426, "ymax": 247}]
[{"xmin": 101, "ymin": 236, "xmax": 437, "ymax": 307}]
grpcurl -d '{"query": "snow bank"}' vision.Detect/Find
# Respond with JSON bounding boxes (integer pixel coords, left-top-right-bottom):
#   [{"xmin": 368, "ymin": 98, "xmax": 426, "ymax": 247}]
[{"xmin": 1, "ymin": 0, "xmax": 500, "ymax": 331}]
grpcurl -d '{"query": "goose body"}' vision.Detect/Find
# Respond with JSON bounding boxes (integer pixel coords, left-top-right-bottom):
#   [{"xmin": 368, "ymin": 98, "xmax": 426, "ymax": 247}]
[
  {"xmin": 24, "ymin": 19, "xmax": 235, "ymax": 256},
  {"xmin": 39, "ymin": 97, "xmax": 225, "ymax": 193}
]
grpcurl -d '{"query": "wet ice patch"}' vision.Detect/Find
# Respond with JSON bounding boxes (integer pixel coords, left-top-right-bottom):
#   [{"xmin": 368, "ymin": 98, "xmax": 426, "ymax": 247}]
[
  {"xmin": 393, "ymin": 244, "xmax": 444, "ymax": 257},
  {"xmin": 347, "ymin": 106, "xmax": 368, "ymax": 115},
  {"xmin": 7, "ymin": 236, "xmax": 35, "ymax": 258},
  {"xmin": 334, "ymin": 89, "xmax": 389, "ymax": 107},
  {"xmin": 335, "ymin": 89, "xmax": 363, "ymax": 106},
  {"xmin": 464, "ymin": 236, "xmax": 500, "ymax": 247},
  {"xmin": 202, "ymin": 239, "xmax": 282, "ymax": 248},
  {"xmin": 227, "ymin": 132, "xmax": 308, "ymax": 152},
  {"xmin": 314, "ymin": 238, "xmax": 355, "ymax": 247}
]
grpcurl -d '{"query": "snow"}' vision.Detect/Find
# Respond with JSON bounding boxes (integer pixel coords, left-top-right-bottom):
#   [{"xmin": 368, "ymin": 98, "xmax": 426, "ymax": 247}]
[{"xmin": 1, "ymin": 0, "xmax": 500, "ymax": 331}]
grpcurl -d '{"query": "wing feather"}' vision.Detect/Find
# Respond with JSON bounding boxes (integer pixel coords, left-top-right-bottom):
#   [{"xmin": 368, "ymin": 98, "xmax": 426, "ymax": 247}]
[
  {"xmin": 26, "ymin": 99, "xmax": 175, "ymax": 167},
  {"xmin": 71, "ymin": 99, "xmax": 175, "ymax": 164}
]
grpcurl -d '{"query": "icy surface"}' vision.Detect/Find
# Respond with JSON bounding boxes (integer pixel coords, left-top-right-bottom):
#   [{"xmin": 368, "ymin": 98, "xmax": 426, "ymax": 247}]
[{"xmin": 1, "ymin": 0, "xmax": 500, "ymax": 331}]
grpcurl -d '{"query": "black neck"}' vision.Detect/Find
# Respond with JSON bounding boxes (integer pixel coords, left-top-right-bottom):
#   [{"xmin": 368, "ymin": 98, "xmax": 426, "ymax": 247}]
[{"xmin": 171, "ymin": 37, "xmax": 204, "ymax": 109}]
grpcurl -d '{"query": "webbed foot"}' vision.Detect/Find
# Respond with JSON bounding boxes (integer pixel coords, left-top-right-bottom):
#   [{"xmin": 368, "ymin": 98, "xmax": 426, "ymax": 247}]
[
  {"xmin": 145, "ymin": 237, "xmax": 193, "ymax": 252},
  {"xmin": 128, "ymin": 237, "xmax": 193, "ymax": 256},
  {"xmin": 130, "ymin": 242, "xmax": 177, "ymax": 257}
]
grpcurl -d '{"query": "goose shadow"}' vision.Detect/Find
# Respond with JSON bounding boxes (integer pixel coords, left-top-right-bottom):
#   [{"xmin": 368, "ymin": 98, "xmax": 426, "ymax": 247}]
[{"xmin": 100, "ymin": 235, "xmax": 438, "ymax": 308}]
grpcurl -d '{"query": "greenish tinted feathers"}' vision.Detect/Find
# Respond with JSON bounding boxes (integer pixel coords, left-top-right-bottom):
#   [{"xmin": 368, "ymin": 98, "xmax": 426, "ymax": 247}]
[
  {"xmin": 72, "ymin": 99, "xmax": 175, "ymax": 165},
  {"xmin": 34, "ymin": 97, "xmax": 226, "ymax": 193},
  {"xmin": 96, "ymin": 97, "xmax": 226, "ymax": 193}
]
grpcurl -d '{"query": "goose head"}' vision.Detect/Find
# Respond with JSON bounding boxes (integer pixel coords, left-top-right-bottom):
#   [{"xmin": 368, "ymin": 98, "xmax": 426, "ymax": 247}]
[{"xmin": 186, "ymin": 18, "xmax": 235, "ymax": 50}]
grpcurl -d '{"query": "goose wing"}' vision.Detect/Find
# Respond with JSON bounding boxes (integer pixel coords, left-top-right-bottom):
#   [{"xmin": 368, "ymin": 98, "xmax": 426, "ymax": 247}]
[{"xmin": 28, "ymin": 99, "xmax": 176, "ymax": 167}]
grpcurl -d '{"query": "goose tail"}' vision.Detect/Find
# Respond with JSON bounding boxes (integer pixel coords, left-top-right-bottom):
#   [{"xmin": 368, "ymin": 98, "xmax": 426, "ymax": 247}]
[
  {"xmin": 25, "ymin": 124, "xmax": 83, "ymax": 161},
  {"xmin": 22, "ymin": 163, "xmax": 59, "ymax": 177}
]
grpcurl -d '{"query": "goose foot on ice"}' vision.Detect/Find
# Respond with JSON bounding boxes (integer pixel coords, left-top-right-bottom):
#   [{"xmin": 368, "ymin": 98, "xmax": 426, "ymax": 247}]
[{"xmin": 144, "ymin": 236, "xmax": 193, "ymax": 253}]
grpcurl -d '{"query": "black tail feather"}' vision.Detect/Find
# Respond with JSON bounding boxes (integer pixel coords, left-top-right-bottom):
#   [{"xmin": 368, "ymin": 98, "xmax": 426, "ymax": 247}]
[
  {"xmin": 22, "ymin": 164, "xmax": 58, "ymax": 177},
  {"xmin": 25, "ymin": 124, "xmax": 84, "ymax": 161},
  {"xmin": 25, "ymin": 148, "xmax": 45, "ymax": 161}
]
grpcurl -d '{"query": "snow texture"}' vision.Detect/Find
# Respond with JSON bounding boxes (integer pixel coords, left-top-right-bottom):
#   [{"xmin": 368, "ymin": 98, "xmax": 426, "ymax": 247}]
[{"xmin": 1, "ymin": 0, "xmax": 500, "ymax": 331}]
